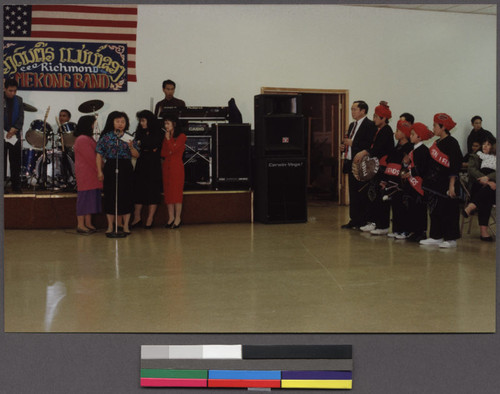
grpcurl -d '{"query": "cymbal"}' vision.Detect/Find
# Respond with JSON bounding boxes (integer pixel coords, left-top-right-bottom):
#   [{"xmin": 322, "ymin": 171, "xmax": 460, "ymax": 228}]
[
  {"xmin": 78, "ymin": 99, "xmax": 104, "ymax": 113},
  {"xmin": 23, "ymin": 102, "xmax": 38, "ymax": 112}
]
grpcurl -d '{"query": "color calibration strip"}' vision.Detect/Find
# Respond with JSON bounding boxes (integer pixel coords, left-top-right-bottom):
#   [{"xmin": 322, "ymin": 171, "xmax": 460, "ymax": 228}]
[{"xmin": 141, "ymin": 345, "xmax": 353, "ymax": 390}]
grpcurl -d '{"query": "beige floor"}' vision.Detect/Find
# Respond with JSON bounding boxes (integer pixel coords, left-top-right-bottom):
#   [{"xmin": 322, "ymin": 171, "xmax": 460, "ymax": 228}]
[{"xmin": 3, "ymin": 202, "xmax": 495, "ymax": 333}]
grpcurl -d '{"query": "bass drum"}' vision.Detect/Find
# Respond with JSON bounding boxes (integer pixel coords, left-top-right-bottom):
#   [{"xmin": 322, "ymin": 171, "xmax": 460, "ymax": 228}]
[
  {"xmin": 59, "ymin": 121, "xmax": 77, "ymax": 149},
  {"xmin": 35, "ymin": 150, "xmax": 75, "ymax": 189},
  {"xmin": 25, "ymin": 119, "xmax": 53, "ymax": 149}
]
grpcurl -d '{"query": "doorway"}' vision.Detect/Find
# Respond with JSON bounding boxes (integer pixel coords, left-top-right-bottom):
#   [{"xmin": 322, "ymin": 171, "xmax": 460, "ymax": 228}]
[{"xmin": 261, "ymin": 87, "xmax": 349, "ymax": 204}]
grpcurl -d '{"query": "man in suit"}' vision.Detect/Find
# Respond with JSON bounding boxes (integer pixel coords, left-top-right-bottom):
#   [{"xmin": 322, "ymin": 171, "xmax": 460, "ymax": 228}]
[
  {"xmin": 3, "ymin": 78, "xmax": 24, "ymax": 193},
  {"xmin": 340, "ymin": 100, "xmax": 376, "ymax": 229}
]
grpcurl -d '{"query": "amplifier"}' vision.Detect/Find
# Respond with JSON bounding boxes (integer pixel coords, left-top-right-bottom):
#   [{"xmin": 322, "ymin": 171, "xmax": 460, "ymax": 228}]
[
  {"xmin": 183, "ymin": 135, "xmax": 212, "ymax": 189},
  {"xmin": 212, "ymin": 123, "xmax": 251, "ymax": 190},
  {"xmin": 187, "ymin": 122, "xmax": 211, "ymax": 135}
]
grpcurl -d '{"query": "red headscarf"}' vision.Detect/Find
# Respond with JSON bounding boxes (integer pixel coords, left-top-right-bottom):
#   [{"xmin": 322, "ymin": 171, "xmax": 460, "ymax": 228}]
[
  {"xmin": 396, "ymin": 120, "xmax": 412, "ymax": 138},
  {"xmin": 433, "ymin": 113, "xmax": 456, "ymax": 131},
  {"xmin": 412, "ymin": 122, "xmax": 433, "ymax": 141},
  {"xmin": 375, "ymin": 101, "xmax": 392, "ymax": 120}
]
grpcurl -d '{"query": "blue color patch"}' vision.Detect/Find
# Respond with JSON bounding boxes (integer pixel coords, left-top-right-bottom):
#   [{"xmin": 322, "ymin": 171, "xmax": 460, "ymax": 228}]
[{"xmin": 209, "ymin": 370, "xmax": 281, "ymax": 380}]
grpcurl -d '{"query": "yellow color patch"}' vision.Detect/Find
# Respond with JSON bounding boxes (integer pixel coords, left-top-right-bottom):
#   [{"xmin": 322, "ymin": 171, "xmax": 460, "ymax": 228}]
[{"xmin": 281, "ymin": 379, "xmax": 352, "ymax": 389}]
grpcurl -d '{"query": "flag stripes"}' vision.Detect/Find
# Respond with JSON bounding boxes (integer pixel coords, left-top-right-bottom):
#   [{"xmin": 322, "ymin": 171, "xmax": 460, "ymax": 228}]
[{"xmin": 3, "ymin": 4, "xmax": 137, "ymax": 82}]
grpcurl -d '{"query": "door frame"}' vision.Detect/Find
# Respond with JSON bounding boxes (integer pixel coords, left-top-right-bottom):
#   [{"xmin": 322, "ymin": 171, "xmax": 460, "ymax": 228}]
[{"xmin": 260, "ymin": 87, "xmax": 350, "ymax": 205}]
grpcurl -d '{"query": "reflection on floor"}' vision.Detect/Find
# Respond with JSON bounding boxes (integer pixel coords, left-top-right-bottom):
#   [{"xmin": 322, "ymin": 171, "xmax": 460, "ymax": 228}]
[{"xmin": 3, "ymin": 202, "xmax": 496, "ymax": 333}]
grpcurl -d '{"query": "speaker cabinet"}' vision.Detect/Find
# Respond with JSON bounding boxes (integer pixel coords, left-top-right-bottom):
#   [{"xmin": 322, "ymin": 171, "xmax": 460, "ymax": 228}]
[
  {"xmin": 254, "ymin": 94, "xmax": 305, "ymax": 157},
  {"xmin": 212, "ymin": 123, "xmax": 251, "ymax": 190},
  {"xmin": 254, "ymin": 94, "xmax": 302, "ymax": 116},
  {"xmin": 183, "ymin": 135, "xmax": 212, "ymax": 190},
  {"xmin": 254, "ymin": 157, "xmax": 307, "ymax": 224}
]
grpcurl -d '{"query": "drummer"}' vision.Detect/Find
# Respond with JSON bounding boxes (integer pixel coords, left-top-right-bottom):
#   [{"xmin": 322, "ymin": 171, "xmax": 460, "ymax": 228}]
[
  {"xmin": 56, "ymin": 109, "xmax": 75, "ymax": 151},
  {"xmin": 59, "ymin": 109, "xmax": 71, "ymax": 124}
]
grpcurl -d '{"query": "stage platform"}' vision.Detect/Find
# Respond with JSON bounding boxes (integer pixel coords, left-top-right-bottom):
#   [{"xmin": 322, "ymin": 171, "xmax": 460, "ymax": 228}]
[{"xmin": 4, "ymin": 190, "xmax": 253, "ymax": 229}]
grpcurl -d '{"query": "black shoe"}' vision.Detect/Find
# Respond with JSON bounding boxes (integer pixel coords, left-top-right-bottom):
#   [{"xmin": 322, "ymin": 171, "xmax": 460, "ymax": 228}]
[
  {"xmin": 408, "ymin": 233, "xmax": 426, "ymax": 243},
  {"xmin": 165, "ymin": 221, "xmax": 174, "ymax": 228},
  {"xmin": 171, "ymin": 221, "xmax": 182, "ymax": 229},
  {"xmin": 145, "ymin": 225, "xmax": 153, "ymax": 230},
  {"xmin": 77, "ymin": 228, "xmax": 92, "ymax": 234},
  {"xmin": 480, "ymin": 236, "xmax": 494, "ymax": 242},
  {"xmin": 341, "ymin": 222, "xmax": 355, "ymax": 229},
  {"xmin": 131, "ymin": 220, "xmax": 142, "ymax": 229}
]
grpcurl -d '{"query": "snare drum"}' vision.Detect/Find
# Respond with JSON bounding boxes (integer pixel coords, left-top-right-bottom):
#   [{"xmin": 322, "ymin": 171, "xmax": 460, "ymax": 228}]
[
  {"xmin": 59, "ymin": 122, "xmax": 77, "ymax": 149},
  {"xmin": 25, "ymin": 119, "xmax": 53, "ymax": 149}
]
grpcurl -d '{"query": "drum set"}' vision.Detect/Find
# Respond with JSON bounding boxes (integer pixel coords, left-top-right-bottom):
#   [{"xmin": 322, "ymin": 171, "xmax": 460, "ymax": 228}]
[{"xmin": 21, "ymin": 99, "xmax": 104, "ymax": 191}]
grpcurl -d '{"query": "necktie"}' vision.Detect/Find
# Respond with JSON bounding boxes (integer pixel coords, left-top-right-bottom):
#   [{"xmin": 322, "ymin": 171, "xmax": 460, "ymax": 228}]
[{"xmin": 345, "ymin": 121, "xmax": 357, "ymax": 155}]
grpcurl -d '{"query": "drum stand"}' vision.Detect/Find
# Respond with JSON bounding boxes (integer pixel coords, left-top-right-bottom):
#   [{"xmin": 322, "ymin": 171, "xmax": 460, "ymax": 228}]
[
  {"xmin": 55, "ymin": 120, "xmax": 75, "ymax": 192},
  {"xmin": 107, "ymin": 134, "xmax": 127, "ymax": 238},
  {"xmin": 37, "ymin": 132, "xmax": 50, "ymax": 191},
  {"xmin": 37, "ymin": 133, "xmax": 56, "ymax": 191}
]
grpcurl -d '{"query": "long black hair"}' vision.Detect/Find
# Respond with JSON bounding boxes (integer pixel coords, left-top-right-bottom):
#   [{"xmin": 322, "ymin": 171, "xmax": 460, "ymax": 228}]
[
  {"xmin": 74, "ymin": 115, "xmax": 96, "ymax": 138},
  {"xmin": 162, "ymin": 112, "xmax": 182, "ymax": 138},
  {"xmin": 135, "ymin": 109, "xmax": 159, "ymax": 134},
  {"xmin": 102, "ymin": 111, "xmax": 130, "ymax": 135}
]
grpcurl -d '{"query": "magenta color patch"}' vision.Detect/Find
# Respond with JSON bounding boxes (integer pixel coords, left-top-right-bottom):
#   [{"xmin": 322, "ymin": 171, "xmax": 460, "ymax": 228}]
[{"xmin": 140, "ymin": 378, "xmax": 207, "ymax": 387}]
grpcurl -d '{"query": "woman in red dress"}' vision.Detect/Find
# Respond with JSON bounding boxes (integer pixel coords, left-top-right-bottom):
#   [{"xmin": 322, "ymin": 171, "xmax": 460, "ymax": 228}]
[{"xmin": 161, "ymin": 113, "xmax": 186, "ymax": 228}]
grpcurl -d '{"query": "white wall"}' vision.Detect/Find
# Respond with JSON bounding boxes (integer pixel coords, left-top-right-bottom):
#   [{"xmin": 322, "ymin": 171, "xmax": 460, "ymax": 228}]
[{"xmin": 18, "ymin": 4, "xmax": 496, "ymax": 152}]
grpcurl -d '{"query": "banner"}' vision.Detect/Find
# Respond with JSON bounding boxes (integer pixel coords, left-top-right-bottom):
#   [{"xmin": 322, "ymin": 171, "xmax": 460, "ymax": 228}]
[{"xmin": 3, "ymin": 40, "xmax": 128, "ymax": 91}]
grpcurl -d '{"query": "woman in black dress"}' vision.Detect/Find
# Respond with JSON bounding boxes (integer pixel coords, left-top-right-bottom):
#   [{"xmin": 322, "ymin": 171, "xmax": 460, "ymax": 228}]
[
  {"xmin": 96, "ymin": 111, "xmax": 140, "ymax": 235},
  {"xmin": 131, "ymin": 110, "xmax": 165, "ymax": 229}
]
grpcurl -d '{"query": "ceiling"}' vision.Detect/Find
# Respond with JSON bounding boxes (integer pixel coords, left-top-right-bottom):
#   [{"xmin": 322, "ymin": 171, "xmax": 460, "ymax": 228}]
[{"xmin": 356, "ymin": 4, "xmax": 497, "ymax": 16}]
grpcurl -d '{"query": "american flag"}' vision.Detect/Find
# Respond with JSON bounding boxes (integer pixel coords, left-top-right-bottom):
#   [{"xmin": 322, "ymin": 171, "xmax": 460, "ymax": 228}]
[{"xmin": 3, "ymin": 4, "xmax": 138, "ymax": 82}]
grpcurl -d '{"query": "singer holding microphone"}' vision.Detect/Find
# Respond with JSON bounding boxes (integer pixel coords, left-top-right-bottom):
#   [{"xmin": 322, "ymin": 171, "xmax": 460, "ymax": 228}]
[{"xmin": 96, "ymin": 111, "xmax": 140, "ymax": 235}]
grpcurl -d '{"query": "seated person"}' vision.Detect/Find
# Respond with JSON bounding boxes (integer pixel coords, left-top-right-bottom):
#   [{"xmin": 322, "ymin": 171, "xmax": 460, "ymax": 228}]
[
  {"xmin": 466, "ymin": 115, "xmax": 494, "ymax": 157},
  {"xmin": 462, "ymin": 136, "xmax": 496, "ymax": 241},
  {"xmin": 462, "ymin": 140, "xmax": 481, "ymax": 169}
]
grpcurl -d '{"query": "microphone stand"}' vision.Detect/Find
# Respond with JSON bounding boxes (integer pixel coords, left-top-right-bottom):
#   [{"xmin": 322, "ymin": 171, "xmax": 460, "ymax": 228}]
[{"xmin": 106, "ymin": 130, "xmax": 127, "ymax": 238}]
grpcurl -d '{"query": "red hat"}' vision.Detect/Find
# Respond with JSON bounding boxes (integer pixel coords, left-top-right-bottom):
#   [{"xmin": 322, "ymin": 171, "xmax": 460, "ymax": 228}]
[
  {"xmin": 433, "ymin": 113, "xmax": 456, "ymax": 131},
  {"xmin": 396, "ymin": 120, "xmax": 412, "ymax": 138},
  {"xmin": 375, "ymin": 101, "xmax": 392, "ymax": 120},
  {"xmin": 412, "ymin": 122, "xmax": 433, "ymax": 141}
]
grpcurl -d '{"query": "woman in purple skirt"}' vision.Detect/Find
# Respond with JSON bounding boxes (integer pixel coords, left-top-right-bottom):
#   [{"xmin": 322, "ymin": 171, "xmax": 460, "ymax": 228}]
[{"xmin": 73, "ymin": 115, "xmax": 103, "ymax": 234}]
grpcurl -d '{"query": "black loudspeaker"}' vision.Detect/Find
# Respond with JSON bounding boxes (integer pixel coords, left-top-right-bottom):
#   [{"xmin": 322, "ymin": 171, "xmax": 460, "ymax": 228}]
[
  {"xmin": 254, "ymin": 157, "xmax": 307, "ymax": 224},
  {"xmin": 212, "ymin": 123, "xmax": 251, "ymax": 190},
  {"xmin": 183, "ymin": 135, "xmax": 212, "ymax": 190},
  {"xmin": 254, "ymin": 94, "xmax": 305, "ymax": 157}
]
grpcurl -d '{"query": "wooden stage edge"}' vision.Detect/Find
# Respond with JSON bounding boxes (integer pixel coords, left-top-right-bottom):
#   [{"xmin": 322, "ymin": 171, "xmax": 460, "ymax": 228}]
[{"xmin": 4, "ymin": 190, "xmax": 253, "ymax": 229}]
